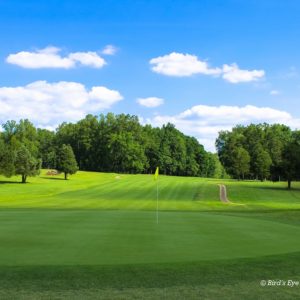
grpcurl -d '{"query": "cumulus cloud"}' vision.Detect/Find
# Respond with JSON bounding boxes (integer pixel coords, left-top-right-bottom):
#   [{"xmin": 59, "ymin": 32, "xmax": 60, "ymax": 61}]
[
  {"xmin": 68, "ymin": 52, "xmax": 106, "ymax": 68},
  {"xmin": 102, "ymin": 45, "xmax": 118, "ymax": 55},
  {"xmin": 137, "ymin": 97, "xmax": 164, "ymax": 108},
  {"xmin": 150, "ymin": 52, "xmax": 265, "ymax": 83},
  {"xmin": 6, "ymin": 46, "xmax": 106, "ymax": 69},
  {"xmin": 222, "ymin": 63, "xmax": 265, "ymax": 83},
  {"xmin": 150, "ymin": 52, "xmax": 221, "ymax": 77},
  {"xmin": 145, "ymin": 104, "xmax": 300, "ymax": 151},
  {"xmin": 0, "ymin": 81, "xmax": 123, "ymax": 127}
]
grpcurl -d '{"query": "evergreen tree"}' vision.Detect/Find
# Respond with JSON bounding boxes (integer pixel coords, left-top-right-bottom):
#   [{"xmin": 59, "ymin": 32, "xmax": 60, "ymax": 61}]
[{"xmin": 56, "ymin": 144, "xmax": 78, "ymax": 180}]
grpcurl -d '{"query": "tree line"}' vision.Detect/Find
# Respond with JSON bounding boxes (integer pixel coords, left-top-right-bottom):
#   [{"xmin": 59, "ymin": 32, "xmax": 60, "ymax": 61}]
[
  {"xmin": 0, "ymin": 114, "xmax": 226, "ymax": 183},
  {"xmin": 216, "ymin": 123, "xmax": 300, "ymax": 188},
  {"xmin": 1, "ymin": 115, "xmax": 299, "ymax": 188}
]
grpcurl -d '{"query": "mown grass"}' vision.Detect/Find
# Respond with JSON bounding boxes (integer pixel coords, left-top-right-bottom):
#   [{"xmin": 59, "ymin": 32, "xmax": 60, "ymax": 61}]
[
  {"xmin": 0, "ymin": 171, "xmax": 299, "ymax": 299},
  {"xmin": 0, "ymin": 252, "xmax": 299, "ymax": 299},
  {"xmin": 1, "ymin": 210, "xmax": 300, "ymax": 266},
  {"xmin": 0, "ymin": 170, "xmax": 299, "ymax": 211}
]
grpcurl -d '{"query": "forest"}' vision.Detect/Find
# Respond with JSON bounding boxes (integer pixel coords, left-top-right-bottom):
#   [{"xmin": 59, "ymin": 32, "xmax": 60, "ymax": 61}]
[
  {"xmin": 0, "ymin": 113, "xmax": 225, "ymax": 183},
  {"xmin": 0, "ymin": 113, "xmax": 299, "ymax": 187}
]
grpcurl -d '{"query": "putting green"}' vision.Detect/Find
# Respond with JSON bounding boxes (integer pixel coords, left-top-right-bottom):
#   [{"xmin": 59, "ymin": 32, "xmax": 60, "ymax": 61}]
[{"xmin": 0, "ymin": 210, "xmax": 299, "ymax": 266}]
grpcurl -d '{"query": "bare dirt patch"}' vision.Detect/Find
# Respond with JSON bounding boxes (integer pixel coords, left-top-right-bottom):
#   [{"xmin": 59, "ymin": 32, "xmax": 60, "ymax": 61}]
[{"xmin": 218, "ymin": 184, "xmax": 230, "ymax": 203}]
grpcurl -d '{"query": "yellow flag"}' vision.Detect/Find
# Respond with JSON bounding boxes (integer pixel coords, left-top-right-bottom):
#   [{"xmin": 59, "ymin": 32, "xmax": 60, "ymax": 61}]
[{"xmin": 154, "ymin": 167, "xmax": 159, "ymax": 180}]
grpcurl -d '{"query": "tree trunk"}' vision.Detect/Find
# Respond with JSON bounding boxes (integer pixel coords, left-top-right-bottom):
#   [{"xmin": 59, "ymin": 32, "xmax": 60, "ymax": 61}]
[
  {"xmin": 21, "ymin": 174, "xmax": 27, "ymax": 183},
  {"xmin": 288, "ymin": 179, "xmax": 292, "ymax": 189},
  {"xmin": 64, "ymin": 172, "xmax": 68, "ymax": 180}
]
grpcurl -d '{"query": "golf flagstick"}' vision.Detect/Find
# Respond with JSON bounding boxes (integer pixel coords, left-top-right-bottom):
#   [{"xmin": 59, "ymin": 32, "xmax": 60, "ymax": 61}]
[
  {"xmin": 156, "ymin": 178, "xmax": 159, "ymax": 224},
  {"xmin": 154, "ymin": 167, "xmax": 159, "ymax": 224}
]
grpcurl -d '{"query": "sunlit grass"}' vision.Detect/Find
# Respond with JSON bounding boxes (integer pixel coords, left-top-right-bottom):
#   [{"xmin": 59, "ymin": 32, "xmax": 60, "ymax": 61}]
[{"xmin": 0, "ymin": 171, "xmax": 299, "ymax": 299}]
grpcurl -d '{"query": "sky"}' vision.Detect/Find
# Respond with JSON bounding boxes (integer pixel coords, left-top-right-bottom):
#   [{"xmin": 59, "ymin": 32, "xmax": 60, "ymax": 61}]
[{"xmin": 0, "ymin": 0, "xmax": 300, "ymax": 151}]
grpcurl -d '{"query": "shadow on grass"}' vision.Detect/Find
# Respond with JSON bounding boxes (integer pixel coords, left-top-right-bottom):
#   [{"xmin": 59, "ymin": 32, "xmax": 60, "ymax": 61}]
[
  {"xmin": 0, "ymin": 180, "xmax": 22, "ymax": 184},
  {"xmin": 257, "ymin": 185, "xmax": 300, "ymax": 191},
  {"xmin": 40, "ymin": 177, "xmax": 65, "ymax": 181},
  {"xmin": 235, "ymin": 184, "xmax": 300, "ymax": 192}
]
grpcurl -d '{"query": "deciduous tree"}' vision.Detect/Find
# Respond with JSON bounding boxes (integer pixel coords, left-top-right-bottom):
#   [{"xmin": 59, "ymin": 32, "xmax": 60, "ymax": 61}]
[{"xmin": 15, "ymin": 145, "xmax": 41, "ymax": 183}]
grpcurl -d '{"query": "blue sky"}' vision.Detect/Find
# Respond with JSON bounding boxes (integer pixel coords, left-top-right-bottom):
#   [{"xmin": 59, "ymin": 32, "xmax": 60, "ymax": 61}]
[{"xmin": 0, "ymin": 0, "xmax": 300, "ymax": 150}]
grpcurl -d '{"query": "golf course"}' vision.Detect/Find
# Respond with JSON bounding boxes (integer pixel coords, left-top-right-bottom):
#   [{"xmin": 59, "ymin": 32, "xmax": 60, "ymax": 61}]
[{"xmin": 0, "ymin": 171, "xmax": 299, "ymax": 299}]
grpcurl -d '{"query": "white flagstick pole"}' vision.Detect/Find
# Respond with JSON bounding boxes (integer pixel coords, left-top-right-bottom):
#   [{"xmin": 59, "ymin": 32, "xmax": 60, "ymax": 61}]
[{"xmin": 156, "ymin": 179, "xmax": 159, "ymax": 224}]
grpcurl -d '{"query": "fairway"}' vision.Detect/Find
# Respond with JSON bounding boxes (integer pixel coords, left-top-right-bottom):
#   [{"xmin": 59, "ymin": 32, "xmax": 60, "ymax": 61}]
[
  {"xmin": 1, "ymin": 171, "xmax": 300, "ymax": 211},
  {"xmin": 0, "ymin": 171, "xmax": 300, "ymax": 299}
]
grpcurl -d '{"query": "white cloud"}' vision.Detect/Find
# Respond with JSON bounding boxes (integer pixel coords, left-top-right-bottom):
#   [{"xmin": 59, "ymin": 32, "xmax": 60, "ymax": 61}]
[
  {"xmin": 102, "ymin": 45, "xmax": 118, "ymax": 55},
  {"xmin": 145, "ymin": 104, "xmax": 300, "ymax": 152},
  {"xmin": 68, "ymin": 52, "xmax": 106, "ymax": 68},
  {"xmin": 137, "ymin": 97, "xmax": 164, "ymax": 108},
  {"xmin": 6, "ymin": 47, "xmax": 74, "ymax": 69},
  {"xmin": 6, "ymin": 46, "xmax": 106, "ymax": 69},
  {"xmin": 270, "ymin": 90, "xmax": 280, "ymax": 95},
  {"xmin": 150, "ymin": 52, "xmax": 221, "ymax": 77},
  {"xmin": 150, "ymin": 52, "xmax": 265, "ymax": 83},
  {"xmin": 0, "ymin": 81, "xmax": 123, "ymax": 127},
  {"xmin": 222, "ymin": 63, "xmax": 265, "ymax": 83}
]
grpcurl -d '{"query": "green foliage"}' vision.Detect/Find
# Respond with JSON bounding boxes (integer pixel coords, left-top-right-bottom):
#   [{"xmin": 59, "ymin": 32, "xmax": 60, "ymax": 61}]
[
  {"xmin": 252, "ymin": 144, "xmax": 272, "ymax": 181},
  {"xmin": 159, "ymin": 123, "xmax": 186, "ymax": 175},
  {"xmin": 281, "ymin": 130, "xmax": 300, "ymax": 189},
  {"xmin": 5, "ymin": 116, "xmax": 300, "ymax": 184},
  {"xmin": 37, "ymin": 129, "xmax": 57, "ymax": 169},
  {"xmin": 56, "ymin": 144, "xmax": 78, "ymax": 179},
  {"xmin": 232, "ymin": 147, "xmax": 250, "ymax": 180},
  {"xmin": 108, "ymin": 132, "xmax": 147, "ymax": 173},
  {"xmin": 185, "ymin": 136, "xmax": 201, "ymax": 176},
  {"xmin": 0, "ymin": 139, "xmax": 15, "ymax": 177},
  {"xmin": 211, "ymin": 153, "xmax": 229, "ymax": 179},
  {"xmin": 52, "ymin": 114, "xmax": 213, "ymax": 177},
  {"xmin": 14, "ymin": 144, "xmax": 41, "ymax": 183},
  {"xmin": 0, "ymin": 120, "xmax": 41, "ymax": 183},
  {"xmin": 216, "ymin": 123, "xmax": 299, "ymax": 186}
]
